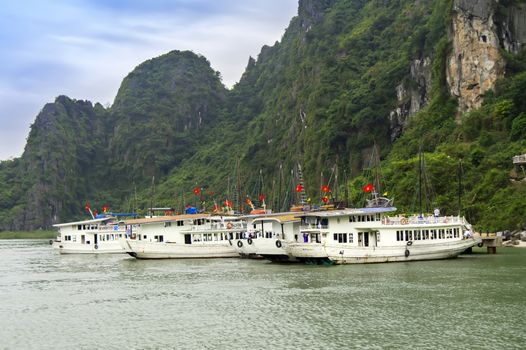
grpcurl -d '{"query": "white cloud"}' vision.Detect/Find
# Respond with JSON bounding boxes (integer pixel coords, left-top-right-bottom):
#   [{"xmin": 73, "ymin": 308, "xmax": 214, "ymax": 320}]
[{"xmin": 0, "ymin": 0, "xmax": 298, "ymax": 160}]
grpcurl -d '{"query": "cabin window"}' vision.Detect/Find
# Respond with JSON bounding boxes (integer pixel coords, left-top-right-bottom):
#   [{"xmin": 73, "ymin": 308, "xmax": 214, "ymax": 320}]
[
  {"xmin": 164, "ymin": 222, "xmax": 172, "ymax": 227},
  {"xmin": 321, "ymin": 218, "xmax": 329, "ymax": 228},
  {"xmin": 415, "ymin": 230, "xmax": 421, "ymax": 240},
  {"xmin": 349, "ymin": 233, "xmax": 353, "ymax": 243},
  {"xmin": 143, "ymin": 235, "xmax": 147, "ymax": 240},
  {"xmin": 439, "ymin": 229, "xmax": 445, "ymax": 239},
  {"xmin": 396, "ymin": 230, "xmax": 401, "ymax": 241},
  {"xmin": 349, "ymin": 216, "xmax": 356, "ymax": 222},
  {"xmin": 334, "ymin": 233, "xmax": 347, "ymax": 243},
  {"xmin": 72, "ymin": 235, "xmax": 76, "ymax": 242},
  {"xmin": 77, "ymin": 225, "xmax": 82, "ymax": 230},
  {"xmin": 424, "ymin": 230, "xmax": 429, "ymax": 240},
  {"xmin": 177, "ymin": 221, "xmax": 184, "ymax": 227}
]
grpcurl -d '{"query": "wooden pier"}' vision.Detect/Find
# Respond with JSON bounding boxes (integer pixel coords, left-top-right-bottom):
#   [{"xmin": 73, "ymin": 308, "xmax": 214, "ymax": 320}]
[{"xmin": 478, "ymin": 233, "xmax": 503, "ymax": 254}]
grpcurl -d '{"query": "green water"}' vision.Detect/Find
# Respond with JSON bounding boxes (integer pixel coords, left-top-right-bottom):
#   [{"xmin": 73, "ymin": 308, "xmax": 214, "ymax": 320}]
[{"xmin": 0, "ymin": 240, "xmax": 524, "ymax": 349}]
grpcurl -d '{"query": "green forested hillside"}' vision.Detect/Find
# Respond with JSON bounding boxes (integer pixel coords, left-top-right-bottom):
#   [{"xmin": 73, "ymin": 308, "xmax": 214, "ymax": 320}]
[{"xmin": 0, "ymin": 0, "xmax": 524, "ymax": 232}]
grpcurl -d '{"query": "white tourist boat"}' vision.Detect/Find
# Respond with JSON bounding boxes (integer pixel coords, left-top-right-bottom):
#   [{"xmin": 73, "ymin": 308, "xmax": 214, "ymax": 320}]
[
  {"xmin": 121, "ymin": 214, "xmax": 244, "ymax": 259},
  {"xmin": 287, "ymin": 207, "xmax": 481, "ymax": 264},
  {"xmin": 247, "ymin": 213, "xmax": 301, "ymax": 262},
  {"xmin": 52, "ymin": 217, "xmax": 127, "ymax": 254}
]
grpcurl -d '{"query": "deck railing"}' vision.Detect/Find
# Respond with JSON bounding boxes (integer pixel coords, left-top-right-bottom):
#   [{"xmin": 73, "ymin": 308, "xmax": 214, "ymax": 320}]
[
  {"xmin": 300, "ymin": 224, "xmax": 329, "ymax": 230},
  {"xmin": 384, "ymin": 215, "xmax": 465, "ymax": 225}
]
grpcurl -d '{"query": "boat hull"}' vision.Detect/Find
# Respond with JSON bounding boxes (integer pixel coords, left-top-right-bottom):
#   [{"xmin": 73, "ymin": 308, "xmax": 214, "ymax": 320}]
[
  {"xmin": 232, "ymin": 239, "xmax": 262, "ymax": 258},
  {"xmin": 324, "ymin": 237, "xmax": 481, "ymax": 264},
  {"xmin": 251, "ymin": 239, "xmax": 298, "ymax": 262},
  {"xmin": 123, "ymin": 240, "xmax": 239, "ymax": 259},
  {"xmin": 52, "ymin": 241, "xmax": 126, "ymax": 254}
]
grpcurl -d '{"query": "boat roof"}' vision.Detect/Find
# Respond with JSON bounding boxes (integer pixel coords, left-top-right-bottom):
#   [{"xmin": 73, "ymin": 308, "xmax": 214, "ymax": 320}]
[
  {"xmin": 251, "ymin": 213, "xmax": 300, "ymax": 224},
  {"xmin": 298, "ymin": 207, "xmax": 397, "ymax": 218},
  {"xmin": 53, "ymin": 217, "xmax": 115, "ymax": 227},
  {"xmin": 126, "ymin": 214, "xmax": 210, "ymax": 225}
]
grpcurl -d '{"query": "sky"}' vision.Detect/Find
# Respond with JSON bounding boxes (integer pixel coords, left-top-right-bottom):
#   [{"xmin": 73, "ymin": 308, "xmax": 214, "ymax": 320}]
[{"xmin": 0, "ymin": 0, "xmax": 298, "ymax": 161}]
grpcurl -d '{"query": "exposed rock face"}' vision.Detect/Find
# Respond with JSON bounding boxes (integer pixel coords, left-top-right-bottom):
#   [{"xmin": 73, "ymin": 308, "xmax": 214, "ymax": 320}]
[
  {"xmin": 447, "ymin": 0, "xmax": 526, "ymax": 114},
  {"xmin": 447, "ymin": 0, "xmax": 505, "ymax": 113},
  {"xmin": 497, "ymin": 2, "xmax": 526, "ymax": 53},
  {"xmin": 298, "ymin": 0, "xmax": 337, "ymax": 32},
  {"xmin": 389, "ymin": 58, "xmax": 432, "ymax": 141}
]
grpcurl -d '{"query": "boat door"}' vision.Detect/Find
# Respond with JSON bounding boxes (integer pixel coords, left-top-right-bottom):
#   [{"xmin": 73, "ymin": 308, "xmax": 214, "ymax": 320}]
[
  {"xmin": 94, "ymin": 233, "xmax": 98, "ymax": 246},
  {"xmin": 363, "ymin": 232, "xmax": 369, "ymax": 247},
  {"xmin": 184, "ymin": 234, "xmax": 192, "ymax": 245}
]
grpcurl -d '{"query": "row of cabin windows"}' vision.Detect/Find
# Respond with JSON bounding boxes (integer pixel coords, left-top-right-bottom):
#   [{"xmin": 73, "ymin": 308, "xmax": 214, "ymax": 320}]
[
  {"xmin": 64, "ymin": 234, "xmax": 123, "ymax": 242},
  {"xmin": 349, "ymin": 214, "xmax": 381, "ymax": 222},
  {"xmin": 396, "ymin": 228, "xmax": 460, "ymax": 241},
  {"xmin": 333, "ymin": 233, "xmax": 354, "ymax": 243},
  {"xmin": 161, "ymin": 219, "xmax": 211, "ymax": 228},
  {"xmin": 76, "ymin": 224, "xmax": 98, "ymax": 230},
  {"xmin": 301, "ymin": 218, "xmax": 329, "ymax": 228},
  {"xmin": 137, "ymin": 231, "xmax": 243, "ymax": 243}
]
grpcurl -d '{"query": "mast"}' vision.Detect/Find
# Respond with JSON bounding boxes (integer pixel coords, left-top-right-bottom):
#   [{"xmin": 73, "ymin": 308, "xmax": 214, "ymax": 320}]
[
  {"xmin": 236, "ymin": 158, "xmax": 242, "ymax": 213},
  {"xmin": 458, "ymin": 159, "xmax": 463, "ymax": 216},
  {"xmin": 150, "ymin": 176, "xmax": 155, "ymax": 217},
  {"xmin": 344, "ymin": 169, "xmax": 349, "ymax": 208},
  {"xmin": 335, "ymin": 167, "xmax": 339, "ymax": 204},
  {"xmin": 418, "ymin": 152, "xmax": 423, "ymax": 216},
  {"xmin": 278, "ymin": 164, "xmax": 283, "ymax": 212},
  {"xmin": 297, "ymin": 163, "xmax": 307, "ymax": 205}
]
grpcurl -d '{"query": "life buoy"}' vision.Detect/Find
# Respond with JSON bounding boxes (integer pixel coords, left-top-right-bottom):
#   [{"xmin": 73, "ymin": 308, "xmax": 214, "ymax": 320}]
[
  {"xmin": 237, "ymin": 240, "xmax": 243, "ymax": 248},
  {"xmin": 247, "ymin": 238, "xmax": 253, "ymax": 245},
  {"xmin": 405, "ymin": 249, "xmax": 410, "ymax": 258},
  {"xmin": 400, "ymin": 218, "xmax": 408, "ymax": 225},
  {"xmin": 477, "ymin": 242, "xmax": 484, "ymax": 248},
  {"xmin": 406, "ymin": 241, "xmax": 413, "ymax": 246},
  {"xmin": 94, "ymin": 244, "xmax": 98, "ymax": 250},
  {"xmin": 226, "ymin": 222, "xmax": 233, "ymax": 229},
  {"xmin": 276, "ymin": 240, "xmax": 282, "ymax": 248}
]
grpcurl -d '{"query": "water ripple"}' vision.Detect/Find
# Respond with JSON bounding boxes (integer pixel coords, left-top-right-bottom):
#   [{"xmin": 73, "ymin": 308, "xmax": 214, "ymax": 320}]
[{"xmin": 0, "ymin": 240, "xmax": 524, "ymax": 349}]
